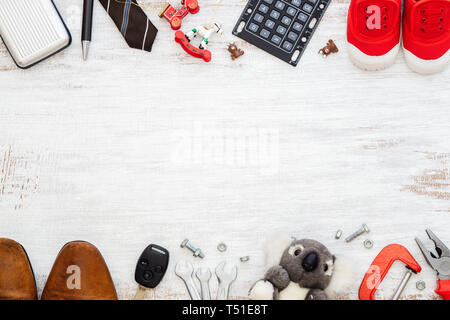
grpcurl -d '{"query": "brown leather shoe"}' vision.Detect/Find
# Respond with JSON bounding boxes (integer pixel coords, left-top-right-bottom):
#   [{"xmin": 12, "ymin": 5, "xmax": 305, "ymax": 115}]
[
  {"xmin": 41, "ymin": 241, "xmax": 118, "ymax": 300},
  {"xmin": 0, "ymin": 238, "xmax": 38, "ymax": 300}
]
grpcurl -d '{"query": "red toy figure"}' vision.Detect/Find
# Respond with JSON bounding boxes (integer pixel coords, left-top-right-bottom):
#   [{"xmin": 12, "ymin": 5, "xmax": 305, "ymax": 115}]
[
  {"xmin": 175, "ymin": 23, "xmax": 223, "ymax": 62},
  {"xmin": 158, "ymin": 0, "xmax": 199, "ymax": 30}
]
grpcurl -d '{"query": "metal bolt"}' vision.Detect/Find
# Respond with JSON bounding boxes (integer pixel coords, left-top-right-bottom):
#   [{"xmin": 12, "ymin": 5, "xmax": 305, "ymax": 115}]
[
  {"xmin": 345, "ymin": 223, "xmax": 370, "ymax": 243},
  {"xmin": 416, "ymin": 280, "xmax": 426, "ymax": 290},
  {"xmin": 240, "ymin": 256, "xmax": 250, "ymax": 262},
  {"xmin": 217, "ymin": 242, "xmax": 227, "ymax": 252},
  {"xmin": 335, "ymin": 229, "xmax": 343, "ymax": 239},
  {"xmin": 364, "ymin": 239, "xmax": 373, "ymax": 249},
  {"xmin": 180, "ymin": 239, "xmax": 205, "ymax": 259}
]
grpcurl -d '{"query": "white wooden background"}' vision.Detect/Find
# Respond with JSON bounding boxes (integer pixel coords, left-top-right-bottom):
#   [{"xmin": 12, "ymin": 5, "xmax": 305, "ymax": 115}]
[{"xmin": 0, "ymin": 0, "xmax": 449, "ymax": 300}]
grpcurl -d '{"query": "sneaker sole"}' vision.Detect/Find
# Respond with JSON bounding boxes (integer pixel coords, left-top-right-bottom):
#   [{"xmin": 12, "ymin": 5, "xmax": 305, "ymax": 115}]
[
  {"xmin": 348, "ymin": 42, "xmax": 400, "ymax": 71},
  {"xmin": 403, "ymin": 47, "xmax": 450, "ymax": 75}
]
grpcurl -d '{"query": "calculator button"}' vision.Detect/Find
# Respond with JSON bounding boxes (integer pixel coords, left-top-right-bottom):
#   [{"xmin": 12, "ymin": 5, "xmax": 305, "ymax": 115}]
[
  {"xmin": 253, "ymin": 13, "xmax": 264, "ymax": 23},
  {"xmin": 264, "ymin": 0, "xmax": 274, "ymax": 4},
  {"xmin": 258, "ymin": 4, "xmax": 269, "ymax": 13},
  {"xmin": 248, "ymin": 23, "xmax": 259, "ymax": 33},
  {"xmin": 282, "ymin": 41, "xmax": 293, "ymax": 51},
  {"xmin": 271, "ymin": 34, "xmax": 282, "ymax": 45},
  {"xmin": 281, "ymin": 16, "xmax": 292, "ymax": 25},
  {"xmin": 298, "ymin": 12, "xmax": 308, "ymax": 22},
  {"xmin": 292, "ymin": 22, "xmax": 303, "ymax": 31},
  {"xmin": 291, "ymin": 0, "xmax": 301, "ymax": 6},
  {"xmin": 286, "ymin": 7, "xmax": 297, "ymax": 16},
  {"xmin": 308, "ymin": 0, "xmax": 317, "ymax": 3},
  {"xmin": 265, "ymin": 19, "xmax": 276, "ymax": 29},
  {"xmin": 276, "ymin": 25, "xmax": 287, "ymax": 34},
  {"xmin": 260, "ymin": 28, "xmax": 271, "ymax": 38},
  {"xmin": 287, "ymin": 31, "xmax": 298, "ymax": 41},
  {"xmin": 275, "ymin": 1, "xmax": 285, "ymax": 10},
  {"xmin": 302, "ymin": 3, "xmax": 313, "ymax": 13},
  {"xmin": 270, "ymin": 10, "xmax": 281, "ymax": 19}
]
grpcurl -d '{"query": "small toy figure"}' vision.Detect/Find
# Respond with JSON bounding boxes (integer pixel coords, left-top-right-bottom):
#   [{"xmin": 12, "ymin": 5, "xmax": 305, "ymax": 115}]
[
  {"xmin": 185, "ymin": 23, "xmax": 223, "ymax": 50},
  {"xmin": 318, "ymin": 39, "xmax": 339, "ymax": 56},
  {"xmin": 159, "ymin": 0, "xmax": 199, "ymax": 30},
  {"xmin": 175, "ymin": 23, "xmax": 223, "ymax": 62},
  {"xmin": 227, "ymin": 43, "xmax": 244, "ymax": 60}
]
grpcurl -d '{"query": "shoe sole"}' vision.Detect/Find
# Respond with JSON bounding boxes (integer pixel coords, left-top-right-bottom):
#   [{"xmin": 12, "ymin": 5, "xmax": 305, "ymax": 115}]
[
  {"xmin": 348, "ymin": 42, "xmax": 400, "ymax": 71},
  {"xmin": 403, "ymin": 47, "xmax": 450, "ymax": 74}
]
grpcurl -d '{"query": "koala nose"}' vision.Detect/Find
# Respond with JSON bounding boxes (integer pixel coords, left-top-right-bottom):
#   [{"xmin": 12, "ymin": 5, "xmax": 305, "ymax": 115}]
[{"xmin": 302, "ymin": 252, "xmax": 318, "ymax": 272}]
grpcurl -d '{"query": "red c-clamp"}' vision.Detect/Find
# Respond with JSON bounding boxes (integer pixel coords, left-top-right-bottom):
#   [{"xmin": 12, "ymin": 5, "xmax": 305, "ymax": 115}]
[{"xmin": 359, "ymin": 244, "xmax": 421, "ymax": 300}]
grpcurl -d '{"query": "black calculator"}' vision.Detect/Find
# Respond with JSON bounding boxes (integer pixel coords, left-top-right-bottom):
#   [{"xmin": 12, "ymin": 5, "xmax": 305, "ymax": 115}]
[{"xmin": 233, "ymin": 0, "xmax": 331, "ymax": 66}]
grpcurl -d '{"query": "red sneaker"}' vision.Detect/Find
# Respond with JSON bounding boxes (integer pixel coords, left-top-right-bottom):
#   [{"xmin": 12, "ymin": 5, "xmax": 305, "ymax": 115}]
[
  {"xmin": 403, "ymin": 0, "xmax": 450, "ymax": 74},
  {"xmin": 347, "ymin": 0, "xmax": 402, "ymax": 70}
]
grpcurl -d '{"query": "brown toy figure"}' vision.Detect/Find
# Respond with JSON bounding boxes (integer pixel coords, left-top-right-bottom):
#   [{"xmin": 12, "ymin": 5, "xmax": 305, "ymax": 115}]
[
  {"xmin": 319, "ymin": 40, "xmax": 338, "ymax": 57},
  {"xmin": 228, "ymin": 43, "xmax": 244, "ymax": 60}
]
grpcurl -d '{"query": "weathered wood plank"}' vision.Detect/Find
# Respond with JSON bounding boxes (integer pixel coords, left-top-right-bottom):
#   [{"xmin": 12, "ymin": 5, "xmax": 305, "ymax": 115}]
[{"xmin": 0, "ymin": 0, "xmax": 448, "ymax": 300}]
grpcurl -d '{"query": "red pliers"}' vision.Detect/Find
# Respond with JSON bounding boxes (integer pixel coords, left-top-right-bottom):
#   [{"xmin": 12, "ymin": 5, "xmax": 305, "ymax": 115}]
[{"xmin": 416, "ymin": 229, "xmax": 450, "ymax": 300}]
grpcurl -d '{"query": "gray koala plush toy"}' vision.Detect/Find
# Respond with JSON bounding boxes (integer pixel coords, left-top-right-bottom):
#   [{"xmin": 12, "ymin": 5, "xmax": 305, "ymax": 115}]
[{"xmin": 249, "ymin": 237, "xmax": 336, "ymax": 300}]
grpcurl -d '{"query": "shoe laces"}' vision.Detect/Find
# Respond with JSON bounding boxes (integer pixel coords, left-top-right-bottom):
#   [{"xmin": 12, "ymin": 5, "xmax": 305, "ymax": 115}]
[{"xmin": 420, "ymin": 5, "xmax": 445, "ymax": 34}]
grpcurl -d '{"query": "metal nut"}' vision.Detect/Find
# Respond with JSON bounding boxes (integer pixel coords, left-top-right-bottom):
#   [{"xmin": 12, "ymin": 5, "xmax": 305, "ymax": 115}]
[
  {"xmin": 363, "ymin": 239, "xmax": 373, "ymax": 249},
  {"xmin": 240, "ymin": 256, "xmax": 250, "ymax": 262},
  {"xmin": 416, "ymin": 280, "xmax": 426, "ymax": 290},
  {"xmin": 335, "ymin": 229, "xmax": 343, "ymax": 239},
  {"xmin": 217, "ymin": 242, "xmax": 227, "ymax": 252}
]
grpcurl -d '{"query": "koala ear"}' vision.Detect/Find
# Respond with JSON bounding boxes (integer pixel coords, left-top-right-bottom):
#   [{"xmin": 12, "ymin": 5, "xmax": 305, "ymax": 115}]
[{"xmin": 265, "ymin": 232, "xmax": 292, "ymax": 267}]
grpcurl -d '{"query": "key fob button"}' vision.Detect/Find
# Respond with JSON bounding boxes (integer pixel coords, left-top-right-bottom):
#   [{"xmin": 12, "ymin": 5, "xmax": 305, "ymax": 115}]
[
  {"xmin": 143, "ymin": 271, "xmax": 153, "ymax": 281},
  {"xmin": 140, "ymin": 259, "xmax": 149, "ymax": 267}
]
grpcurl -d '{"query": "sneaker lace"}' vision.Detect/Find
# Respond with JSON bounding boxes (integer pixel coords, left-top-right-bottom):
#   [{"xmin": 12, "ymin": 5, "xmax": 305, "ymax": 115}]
[{"xmin": 420, "ymin": 6, "xmax": 445, "ymax": 33}]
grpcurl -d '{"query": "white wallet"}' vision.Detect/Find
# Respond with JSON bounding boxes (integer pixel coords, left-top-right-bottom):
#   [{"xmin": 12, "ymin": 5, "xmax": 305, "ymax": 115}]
[{"xmin": 0, "ymin": 0, "xmax": 71, "ymax": 68}]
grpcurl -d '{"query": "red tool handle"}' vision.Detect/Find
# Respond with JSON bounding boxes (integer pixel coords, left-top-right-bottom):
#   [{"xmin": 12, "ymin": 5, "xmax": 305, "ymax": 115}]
[
  {"xmin": 359, "ymin": 244, "xmax": 421, "ymax": 300},
  {"xmin": 436, "ymin": 280, "xmax": 450, "ymax": 300}
]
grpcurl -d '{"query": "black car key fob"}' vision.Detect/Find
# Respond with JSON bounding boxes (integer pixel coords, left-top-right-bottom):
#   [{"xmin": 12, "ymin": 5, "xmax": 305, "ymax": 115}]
[{"xmin": 134, "ymin": 244, "xmax": 169, "ymax": 299}]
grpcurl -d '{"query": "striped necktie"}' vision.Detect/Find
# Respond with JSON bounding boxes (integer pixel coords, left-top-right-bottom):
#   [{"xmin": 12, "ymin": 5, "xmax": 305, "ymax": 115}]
[{"xmin": 99, "ymin": 0, "xmax": 158, "ymax": 52}]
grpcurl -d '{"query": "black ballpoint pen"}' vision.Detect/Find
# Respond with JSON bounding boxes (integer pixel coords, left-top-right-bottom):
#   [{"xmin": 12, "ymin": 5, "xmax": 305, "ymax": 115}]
[{"xmin": 82, "ymin": 0, "xmax": 94, "ymax": 60}]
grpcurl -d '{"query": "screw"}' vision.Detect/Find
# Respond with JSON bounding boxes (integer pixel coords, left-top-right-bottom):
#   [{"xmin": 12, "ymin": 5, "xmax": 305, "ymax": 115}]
[
  {"xmin": 416, "ymin": 280, "xmax": 426, "ymax": 290},
  {"xmin": 345, "ymin": 223, "xmax": 370, "ymax": 242},
  {"xmin": 180, "ymin": 239, "xmax": 205, "ymax": 259},
  {"xmin": 240, "ymin": 256, "xmax": 250, "ymax": 262},
  {"xmin": 392, "ymin": 269, "xmax": 413, "ymax": 300},
  {"xmin": 335, "ymin": 229, "xmax": 343, "ymax": 239},
  {"xmin": 217, "ymin": 242, "xmax": 227, "ymax": 252},
  {"xmin": 363, "ymin": 239, "xmax": 373, "ymax": 249}
]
